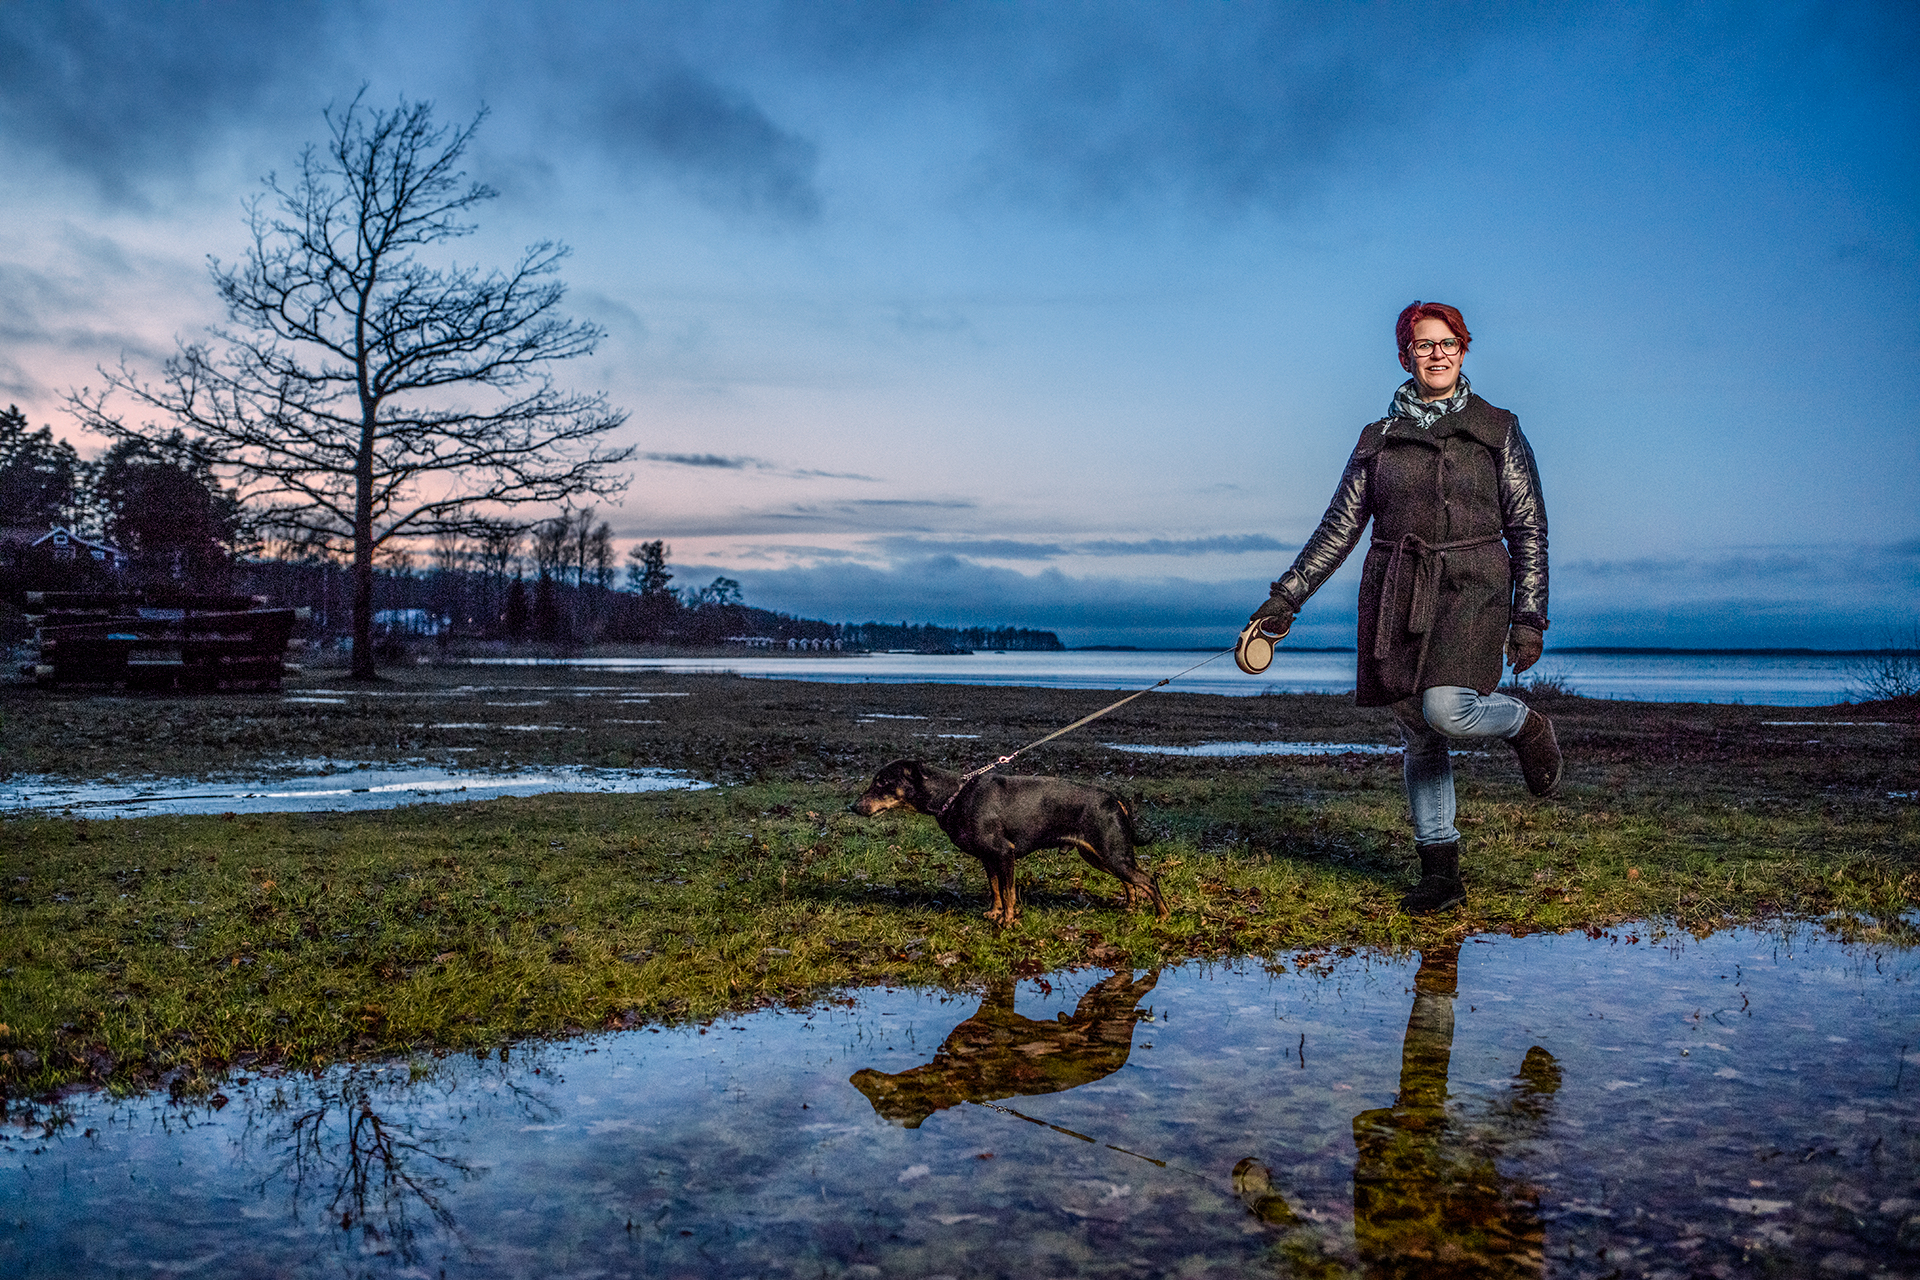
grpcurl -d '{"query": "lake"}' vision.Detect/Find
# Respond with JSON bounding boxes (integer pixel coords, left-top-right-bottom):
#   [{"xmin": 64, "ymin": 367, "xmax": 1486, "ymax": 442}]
[
  {"xmin": 472, "ymin": 649, "xmax": 1881, "ymax": 707},
  {"xmin": 6, "ymin": 921, "xmax": 1913, "ymax": 1278}
]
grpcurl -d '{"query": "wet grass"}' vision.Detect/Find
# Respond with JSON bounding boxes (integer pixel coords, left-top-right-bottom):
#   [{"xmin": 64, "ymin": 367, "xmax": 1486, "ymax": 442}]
[{"xmin": 2, "ymin": 667, "xmax": 1915, "ymax": 1096}]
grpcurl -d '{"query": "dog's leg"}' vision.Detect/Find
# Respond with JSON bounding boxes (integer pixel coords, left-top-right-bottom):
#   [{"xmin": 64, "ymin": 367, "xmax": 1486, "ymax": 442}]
[
  {"xmin": 982, "ymin": 862, "xmax": 1012, "ymax": 925},
  {"xmin": 1070, "ymin": 832, "xmax": 1169, "ymax": 921}
]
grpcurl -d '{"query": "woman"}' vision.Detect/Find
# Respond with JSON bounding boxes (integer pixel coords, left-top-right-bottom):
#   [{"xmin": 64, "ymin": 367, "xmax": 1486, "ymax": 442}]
[{"xmin": 1249, "ymin": 301, "xmax": 1561, "ymax": 915}]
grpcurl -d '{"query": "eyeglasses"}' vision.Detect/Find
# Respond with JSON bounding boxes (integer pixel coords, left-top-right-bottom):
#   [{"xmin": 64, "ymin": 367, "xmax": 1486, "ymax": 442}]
[{"xmin": 1408, "ymin": 337, "xmax": 1461, "ymax": 357}]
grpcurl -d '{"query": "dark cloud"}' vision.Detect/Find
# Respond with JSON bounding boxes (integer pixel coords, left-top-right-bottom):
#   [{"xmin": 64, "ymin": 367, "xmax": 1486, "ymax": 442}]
[
  {"xmin": 754, "ymin": 1, "xmax": 1541, "ymax": 216},
  {"xmin": 791, "ymin": 467, "xmax": 880, "ymax": 481},
  {"xmin": 642, "ymin": 496, "xmax": 977, "ymax": 538},
  {"xmin": 644, "ymin": 451, "xmax": 753, "ymax": 469},
  {"xmin": 640, "ymin": 452, "xmax": 876, "ymax": 481},
  {"xmin": 871, "ymin": 533, "xmax": 1297, "ymax": 561},
  {"xmin": 876, "ymin": 537, "xmax": 1068, "ymax": 561},
  {"xmin": 1545, "ymin": 603, "xmax": 1906, "ymax": 652},
  {"xmin": 1075, "ymin": 534, "xmax": 1298, "ymax": 557},
  {"xmin": 1557, "ymin": 546, "xmax": 1920, "ymax": 589},
  {"xmin": 593, "ymin": 63, "xmax": 820, "ymax": 223},
  {"xmin": 1548, "ymin": 544, "xmax": 1920, "ymax": 647},
  {"xmin": 709, "ymin": 555, "xmax": 1288, "ymax": 648},
  {"xmin": 841, "ymin": 498, "xmax": 975, "ymax": 511},
  {"xmin": 0, "ymin": 0, "xmax": 335, "ymax": 199}
]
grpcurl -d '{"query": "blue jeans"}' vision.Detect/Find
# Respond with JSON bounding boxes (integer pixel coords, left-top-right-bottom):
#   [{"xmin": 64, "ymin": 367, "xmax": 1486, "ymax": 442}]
[{"xmin": 1392, "ymin": 686, "xmax": 1531, "ymax": 845}]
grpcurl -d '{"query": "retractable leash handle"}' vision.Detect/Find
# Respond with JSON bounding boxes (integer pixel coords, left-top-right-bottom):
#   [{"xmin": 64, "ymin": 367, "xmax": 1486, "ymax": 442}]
[{"xmin": 1234, "ymin": 613, "xmax": 1293, "ymax": 675}]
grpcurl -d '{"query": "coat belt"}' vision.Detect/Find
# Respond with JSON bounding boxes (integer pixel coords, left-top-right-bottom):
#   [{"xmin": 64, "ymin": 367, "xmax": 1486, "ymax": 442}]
[{"xmin": 1372, "ymin": 531, "xmax": 1504, "ymax": 661}]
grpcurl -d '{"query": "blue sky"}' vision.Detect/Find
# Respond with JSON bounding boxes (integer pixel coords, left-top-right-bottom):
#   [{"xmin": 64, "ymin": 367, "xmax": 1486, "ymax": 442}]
[{"xmin": 3, "ymin": 1, "xmax": 1915, "ymax": 647}]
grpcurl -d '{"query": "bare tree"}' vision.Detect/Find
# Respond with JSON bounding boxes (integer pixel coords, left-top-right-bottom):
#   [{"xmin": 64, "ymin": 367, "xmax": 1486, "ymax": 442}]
[{"xmin": 68, "ymin": 92, "xmax": 632, "ymax": 678}]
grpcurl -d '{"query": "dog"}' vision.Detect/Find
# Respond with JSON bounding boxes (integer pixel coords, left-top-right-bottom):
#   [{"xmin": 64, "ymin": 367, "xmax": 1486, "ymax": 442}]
[{"xmin": 851, "ymin": 758, "xmax": 1168, "ymax": 925}]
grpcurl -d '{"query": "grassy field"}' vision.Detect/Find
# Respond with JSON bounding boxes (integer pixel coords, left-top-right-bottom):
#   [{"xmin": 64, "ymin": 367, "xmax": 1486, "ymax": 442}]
[{"xmin": 2, "ymin": 663, "xmax": 1914, "ymax": 1098}]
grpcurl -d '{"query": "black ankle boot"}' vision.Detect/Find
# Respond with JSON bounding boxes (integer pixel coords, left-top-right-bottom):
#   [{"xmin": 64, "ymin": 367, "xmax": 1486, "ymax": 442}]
[
  {"xmin": 1508, "ymin": 709, "xmax": 1563, "ymax": 798},
  {"xmin": 1400, "ymin": 839, "xmax": 1465, "ymax": 915}
]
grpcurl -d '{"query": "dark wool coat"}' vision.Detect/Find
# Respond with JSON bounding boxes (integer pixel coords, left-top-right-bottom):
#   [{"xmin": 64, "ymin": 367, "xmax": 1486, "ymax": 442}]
[{"xmin": 1273, "ymin": 394, "xmax": 1548, "ymax": 707}]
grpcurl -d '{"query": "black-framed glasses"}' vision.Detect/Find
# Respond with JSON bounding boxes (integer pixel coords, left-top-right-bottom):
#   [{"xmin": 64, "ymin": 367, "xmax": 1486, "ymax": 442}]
[{"xmin": 1408, "ymin": 337, "xmax": 1461, "ymax": 357}]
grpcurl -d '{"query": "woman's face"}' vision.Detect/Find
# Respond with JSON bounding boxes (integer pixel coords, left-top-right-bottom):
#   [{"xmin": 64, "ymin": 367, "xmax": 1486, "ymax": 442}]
[{"xmin": 1400, "ymin": 316, "xmax": 1464, "ymax": 401}]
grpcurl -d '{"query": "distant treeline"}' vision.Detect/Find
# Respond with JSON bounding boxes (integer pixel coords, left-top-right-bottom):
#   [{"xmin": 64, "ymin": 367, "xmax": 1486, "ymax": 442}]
[
  {"xmin": 224, "ymin": 559, "xmax": 1061, "ymax": 654},
  {"xmin": 232, "ymin": 558, "xmax": 841, "ymax": 650},
  {"xmin": 839, "ymin": 622, "xmax": 1064, "ymax": 653}
]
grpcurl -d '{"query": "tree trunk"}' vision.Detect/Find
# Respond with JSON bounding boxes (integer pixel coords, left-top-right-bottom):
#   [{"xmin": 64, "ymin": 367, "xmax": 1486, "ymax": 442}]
[{"xmin": 350, "ymin": 415, "xmax": 378, "ymax": 680}]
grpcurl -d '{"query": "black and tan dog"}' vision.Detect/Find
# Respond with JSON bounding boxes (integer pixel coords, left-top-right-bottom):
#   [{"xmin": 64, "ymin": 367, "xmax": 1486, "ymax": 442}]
[{"xmin": 851, "ymin": 758, "xmax": 1168, "ymax": 924}]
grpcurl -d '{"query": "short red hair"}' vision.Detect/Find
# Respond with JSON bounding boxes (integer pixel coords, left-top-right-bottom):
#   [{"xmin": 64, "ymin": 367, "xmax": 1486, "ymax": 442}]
[{"xmin": 1396, "ymin": 301, "xmax": 1471, "ymax": 353}]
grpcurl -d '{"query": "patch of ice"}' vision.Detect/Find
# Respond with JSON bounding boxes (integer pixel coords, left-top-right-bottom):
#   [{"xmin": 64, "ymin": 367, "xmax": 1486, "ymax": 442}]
[
  {"xmin": 416, "ymin": 723, "xmax": 585, "ymax": 731},
  {"xmin": 1102, "ymin": 741, "xmax": 1399, "ymax": 757},
  {"xmin": 1, "ymin": 764, "xmax": 710, "ymax": 818}
]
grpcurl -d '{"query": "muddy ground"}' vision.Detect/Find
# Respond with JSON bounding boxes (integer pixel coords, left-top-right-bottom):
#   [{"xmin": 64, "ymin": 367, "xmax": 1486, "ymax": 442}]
[{"xmin": 3, "ymin": 660, "xmax": 1914, "ymax": 808}]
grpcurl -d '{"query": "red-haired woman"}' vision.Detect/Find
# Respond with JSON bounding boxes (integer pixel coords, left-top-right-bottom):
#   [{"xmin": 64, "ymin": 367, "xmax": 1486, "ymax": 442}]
[{"xmin": 1249, "ymin": 301, "xmax": 1561, "ymax": 914}]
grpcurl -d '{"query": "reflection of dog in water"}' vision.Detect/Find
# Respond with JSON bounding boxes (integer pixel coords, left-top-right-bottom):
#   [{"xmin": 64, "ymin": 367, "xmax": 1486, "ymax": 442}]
[
  {"xmin": 851, "ymin": 758, "xmax": 1168, "ymax": 925},
  {"xmin": 851, "ymin": 968, "xmax": 1160, "ymax": 1128}
]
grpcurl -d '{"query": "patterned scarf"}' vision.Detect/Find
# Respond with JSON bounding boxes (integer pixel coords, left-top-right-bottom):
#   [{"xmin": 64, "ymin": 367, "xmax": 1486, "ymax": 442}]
[{"xmin": 1389, "ymin": 373, "xmax": 1471, "ymax": 429}]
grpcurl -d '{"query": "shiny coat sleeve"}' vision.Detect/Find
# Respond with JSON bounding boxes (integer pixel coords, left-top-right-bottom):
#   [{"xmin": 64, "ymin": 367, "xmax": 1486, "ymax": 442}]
[
  {"xmin": 1270, "ymin": 435, "xmax": 1375, "ymax": 611},
  {"xmin": 1498, "ymin": 418, "xmax": 1549, "ymax": 627}
]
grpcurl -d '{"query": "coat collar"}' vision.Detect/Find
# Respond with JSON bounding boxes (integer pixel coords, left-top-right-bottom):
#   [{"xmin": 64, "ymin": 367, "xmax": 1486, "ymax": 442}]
[{"xmin": 1382, "ymin": 393, "xmax": 1508, "ymax": 448}]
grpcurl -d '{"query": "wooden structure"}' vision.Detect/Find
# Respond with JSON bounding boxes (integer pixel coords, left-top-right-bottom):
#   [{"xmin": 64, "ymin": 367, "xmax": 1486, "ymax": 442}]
[
  {"xmin": 30, "ymin": 526, "xmax": 128, "ymax": 570},
  {"xmin": 22, "ymin": 591, "xmax": 305, "ymax": 690}
]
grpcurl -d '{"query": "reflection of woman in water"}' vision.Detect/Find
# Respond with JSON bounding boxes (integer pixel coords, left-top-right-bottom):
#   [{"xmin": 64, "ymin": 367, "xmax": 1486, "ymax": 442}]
[{"xmin": 1236, "ymin": 946, "xmax": 1561, "ymax": 1278}]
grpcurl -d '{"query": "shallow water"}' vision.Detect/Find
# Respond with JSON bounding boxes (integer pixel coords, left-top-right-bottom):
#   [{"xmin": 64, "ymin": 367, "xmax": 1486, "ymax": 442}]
[
  {"xmin": 6, "ymin": 923, "xmax": 1914, "ymax": 1278},
  {"xmin": 0, "ymin": 763, "xmax": 711, "ymax": 819},
  {"xmin": 469, "ymin": 649, "xmax": 1874, "ymax": 705},
  {"xmin": 473, "ymin": 649, "xmax": 1359, "ymax": 698}
]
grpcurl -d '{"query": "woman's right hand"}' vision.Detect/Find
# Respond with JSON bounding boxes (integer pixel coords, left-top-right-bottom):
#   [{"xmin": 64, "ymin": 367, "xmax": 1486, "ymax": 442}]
[{"xmin": 1249, "ymin": 595, "xmax": 1295, "ymax": 638}]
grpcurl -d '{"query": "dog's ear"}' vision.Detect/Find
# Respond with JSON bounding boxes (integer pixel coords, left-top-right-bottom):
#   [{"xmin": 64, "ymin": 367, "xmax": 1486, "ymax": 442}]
[{"xmin": 904, "ymin": 760, "xmax": 925, "ymax": 787}]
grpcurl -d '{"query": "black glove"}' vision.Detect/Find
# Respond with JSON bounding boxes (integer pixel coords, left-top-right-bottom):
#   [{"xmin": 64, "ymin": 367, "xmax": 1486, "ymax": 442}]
[
  {"xmin": 1506, "ymin": 624, "xmax": 1543, "ymax": 674},
  {"xmin": 1248, "ymin": 595, "xmax": 1295, "ymax": 638}
]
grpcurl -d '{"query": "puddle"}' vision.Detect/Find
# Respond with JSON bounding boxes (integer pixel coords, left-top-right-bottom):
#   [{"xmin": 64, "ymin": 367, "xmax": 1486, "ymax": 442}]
[
  {"xmin": 412, "ymin": 722, "xmax": 585, "ymax": 732},
  {"xmin": 0, "ymin": 764, "xmax": 711, "ymax": 818},
  {"xmin": 1104, "ymin": 740, "xmax": 1401, "ymax": 757},
  {"xmin": 295, "ymin": 686, "xmax": 691, "ymax": 697},
  {"xmin": 3, "ymin": 924, "xmax": 1912, "ymax": 1277}
]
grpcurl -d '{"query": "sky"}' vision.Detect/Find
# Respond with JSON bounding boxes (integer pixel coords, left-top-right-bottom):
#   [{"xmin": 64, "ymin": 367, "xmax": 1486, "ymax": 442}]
[{"xmin": 2, "ymin": 1, "xmax": 1916, "ymax": 649}]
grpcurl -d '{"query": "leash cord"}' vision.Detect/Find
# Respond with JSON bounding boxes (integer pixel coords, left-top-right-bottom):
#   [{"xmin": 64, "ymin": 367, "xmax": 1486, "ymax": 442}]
[{"xmin": 935, "ymin": 647, "xmax": 1234, "ymax": 814}]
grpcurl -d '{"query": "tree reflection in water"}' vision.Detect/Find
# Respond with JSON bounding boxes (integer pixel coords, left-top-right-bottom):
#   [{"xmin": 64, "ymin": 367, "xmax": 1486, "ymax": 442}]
[
  {"xmin": 851, "ymin": 968, "xmax": 1160, "ymax": 1128},
  {"xmin": 245, "ymin": 1063, "xmax": 546, "ymax": 1265},
  {"xmin": 1236, "ymin": 945, "xmax": 1562, "ymax": 1278}
]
